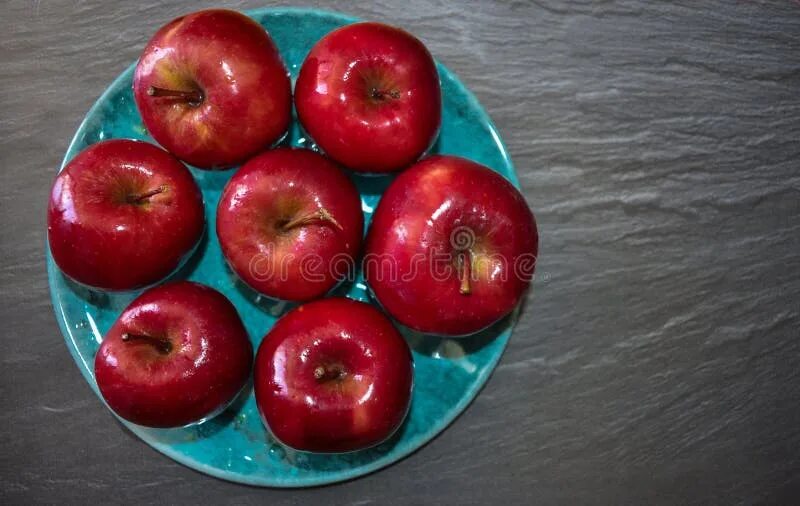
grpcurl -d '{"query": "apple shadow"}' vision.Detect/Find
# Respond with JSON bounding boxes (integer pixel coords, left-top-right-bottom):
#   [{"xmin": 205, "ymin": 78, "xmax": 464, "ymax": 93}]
[
  {"xmin": 121, "ymin": 378, "xmax": 256, "ymax": 446},
  {"xmin": 189, "ymin": 166, "xmax": 237, "ymax": 193},
  {"xmin": 358, "ymin": 282, "xmax": 508, "ymax": 358},
  {"xmin": 349, "ymin": 172, "xmax": 396, "ymax": 201},
  {"xmin": 61, "ymin": 275, "xmax": 112, "ymax": 309},
  {"xmin": 327, "ymin": 262, "xmax": 369, "ymax": 300},
  {"xmin": 164, "ymin": 227, "xmax": 210, "ymax": 283},
  {"xmin": 368, "ymin": 398, "xmax": 414, "ymax": 452},
  {"xmin": 57, "ymin": 225, "xmax": 210, "ymax": 310},
  {"xmin": 193, "ymin": 379, "xmax": 255, "ymax": 440},
  {"xmin": 329, "ymin": 278, "xmax": 356, "ymax": 297},
  {"xmin": 427, "ymin": 133, "xmax": 443, "ymax": 156},
  {"xmin": 400, "ymin": 308, "xmax": 518, "ymax": 359},
  {"xmin": 278, "ymin": 122, "xmax": 301, "ymax": 148},
  {"xmin": 399, "ymin": 278, "xmax": 532, "ymax": 358},
  {"xmin": 292, "ymin": 397, "xmax": 415, "ymax": 472},
  {"xmin": 226, "ymin": 263, "xmax": 298, "ymax": 318}
]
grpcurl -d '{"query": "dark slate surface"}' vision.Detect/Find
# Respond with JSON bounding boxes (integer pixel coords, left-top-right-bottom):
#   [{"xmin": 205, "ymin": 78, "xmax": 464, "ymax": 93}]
[{"xmin": 2, "ymin": 0, "xmax": 799, "ymax": 504}]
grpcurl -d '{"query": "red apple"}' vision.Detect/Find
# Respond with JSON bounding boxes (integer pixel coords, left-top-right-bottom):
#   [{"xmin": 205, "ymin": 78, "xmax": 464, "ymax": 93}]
[
  {"xmin": 295, "ymin": 22, "xmax": 441, "ymax": 173},
  {"xmin": 254, "ymin": 298, "xmax": 413, "ymax": 452},
  {"xmin": 133, "ymin": 9, "xmax": 291, "ymax": 169},
  {"xmin": 216, "ymin": 148, "xmax": 363, "ymax": 302},
  {"xmin": 95, "ymin": 281, "xmax": 253, "ymax": 428},
  {"xmin": 365, "ymin": 155, "xmax": 538, "ymax": 336},
  {"xmin": 47, "ymin": 139, "xmax": 204, "ymax": 291}
]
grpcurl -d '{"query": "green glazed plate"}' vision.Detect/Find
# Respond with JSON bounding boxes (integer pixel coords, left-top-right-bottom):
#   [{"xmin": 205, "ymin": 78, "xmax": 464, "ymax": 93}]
[{"xmin": 47, "ymin": 7, "xmax": 521, "ymax": 487}]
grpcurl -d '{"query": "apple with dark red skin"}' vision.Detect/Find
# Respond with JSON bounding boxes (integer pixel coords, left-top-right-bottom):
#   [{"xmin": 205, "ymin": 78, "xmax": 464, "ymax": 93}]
[
  {"xmin": 216, "ymin": 148, "xmax": 363, "ymax": 302},
  {"xmin": 47, "ymin": 139, "xmax": 204, "ymax": 291},
  {"xmin": 94, "ymin": 281, "xmax": 253, "ymax": 428},
  {"xmin": 365, "ymin": 155, "xmax": 539, "ymax": 336},
  {"xmin": 295, "ymin": 22, "xmax": 441, "ymax": 174},
  {"xmin": 254, "ymin": 297, "xmax": 413, "ymax": 452},
  {"xmin": 133, "ymin": 9, "xmax": 291, "ymax": 169}
]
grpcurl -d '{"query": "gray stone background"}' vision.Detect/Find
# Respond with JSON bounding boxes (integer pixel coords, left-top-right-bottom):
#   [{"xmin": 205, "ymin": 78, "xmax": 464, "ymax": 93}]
[{"xmin": 2, "ymin": 0, "xmax": 799, "ymax": 504}]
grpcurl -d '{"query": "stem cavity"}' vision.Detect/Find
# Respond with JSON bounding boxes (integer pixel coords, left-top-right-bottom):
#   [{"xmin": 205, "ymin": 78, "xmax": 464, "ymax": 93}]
[
  {"xmin": 314, "ymin": 364, "xmax": 345, "ymax": 382},
  {"xmin": 370, "ymin": 88, "xmax": 401, "ymax": 101}
]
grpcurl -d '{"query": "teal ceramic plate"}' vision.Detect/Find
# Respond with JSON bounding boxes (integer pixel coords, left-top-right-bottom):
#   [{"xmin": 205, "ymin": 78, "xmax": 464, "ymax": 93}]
[{"xmin": 47, "ymin": 7, "xmax": 520, "ymax": 487}]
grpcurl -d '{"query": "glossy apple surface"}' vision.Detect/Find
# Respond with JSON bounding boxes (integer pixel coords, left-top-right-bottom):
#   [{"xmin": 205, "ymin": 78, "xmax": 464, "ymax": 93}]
[
  {"xmin": 295, "ymin": 22, "xmax": 441, "ymax": 173},
  {"xmin": 94, "ymin": 281, "xmax": 253, "ymax": 428},
  {"xmin": 133, "ymin": 9, "xmax": 291, "ymax": 169},
  {"xmin": 47, "ymin": 139, "xmax": 204, "ymax": 291},
  {"xmin": 365, "ymin": 155, "xmax": 539, "ymax": 336},
  {"xmin": 216, "ymin": 148, "xmax": 363, "ymax": 301},
  {"xmin": 254, "ymin": 298, "xmax": 413, "ymax": 453}
]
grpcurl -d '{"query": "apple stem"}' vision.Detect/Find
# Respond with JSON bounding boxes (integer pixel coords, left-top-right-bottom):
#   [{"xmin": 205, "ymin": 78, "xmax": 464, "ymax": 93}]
[
  {"xmin": 147, "ymin": 86, "xmax": 203, "ymax": 105},
  {"xmin": 126, "ymin": 185, "xmax": 167, "ymax": 204},
  {"xmin": 459, "ymin": 250, "xmax": 472, "ymax": 295},
  {"xmin": 121, "ymin": 332, "xmax": 172, "ymax": 355},
  {"xmin": 281, "ymin": 208, "xmax": 343, "ymax": 232}
]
